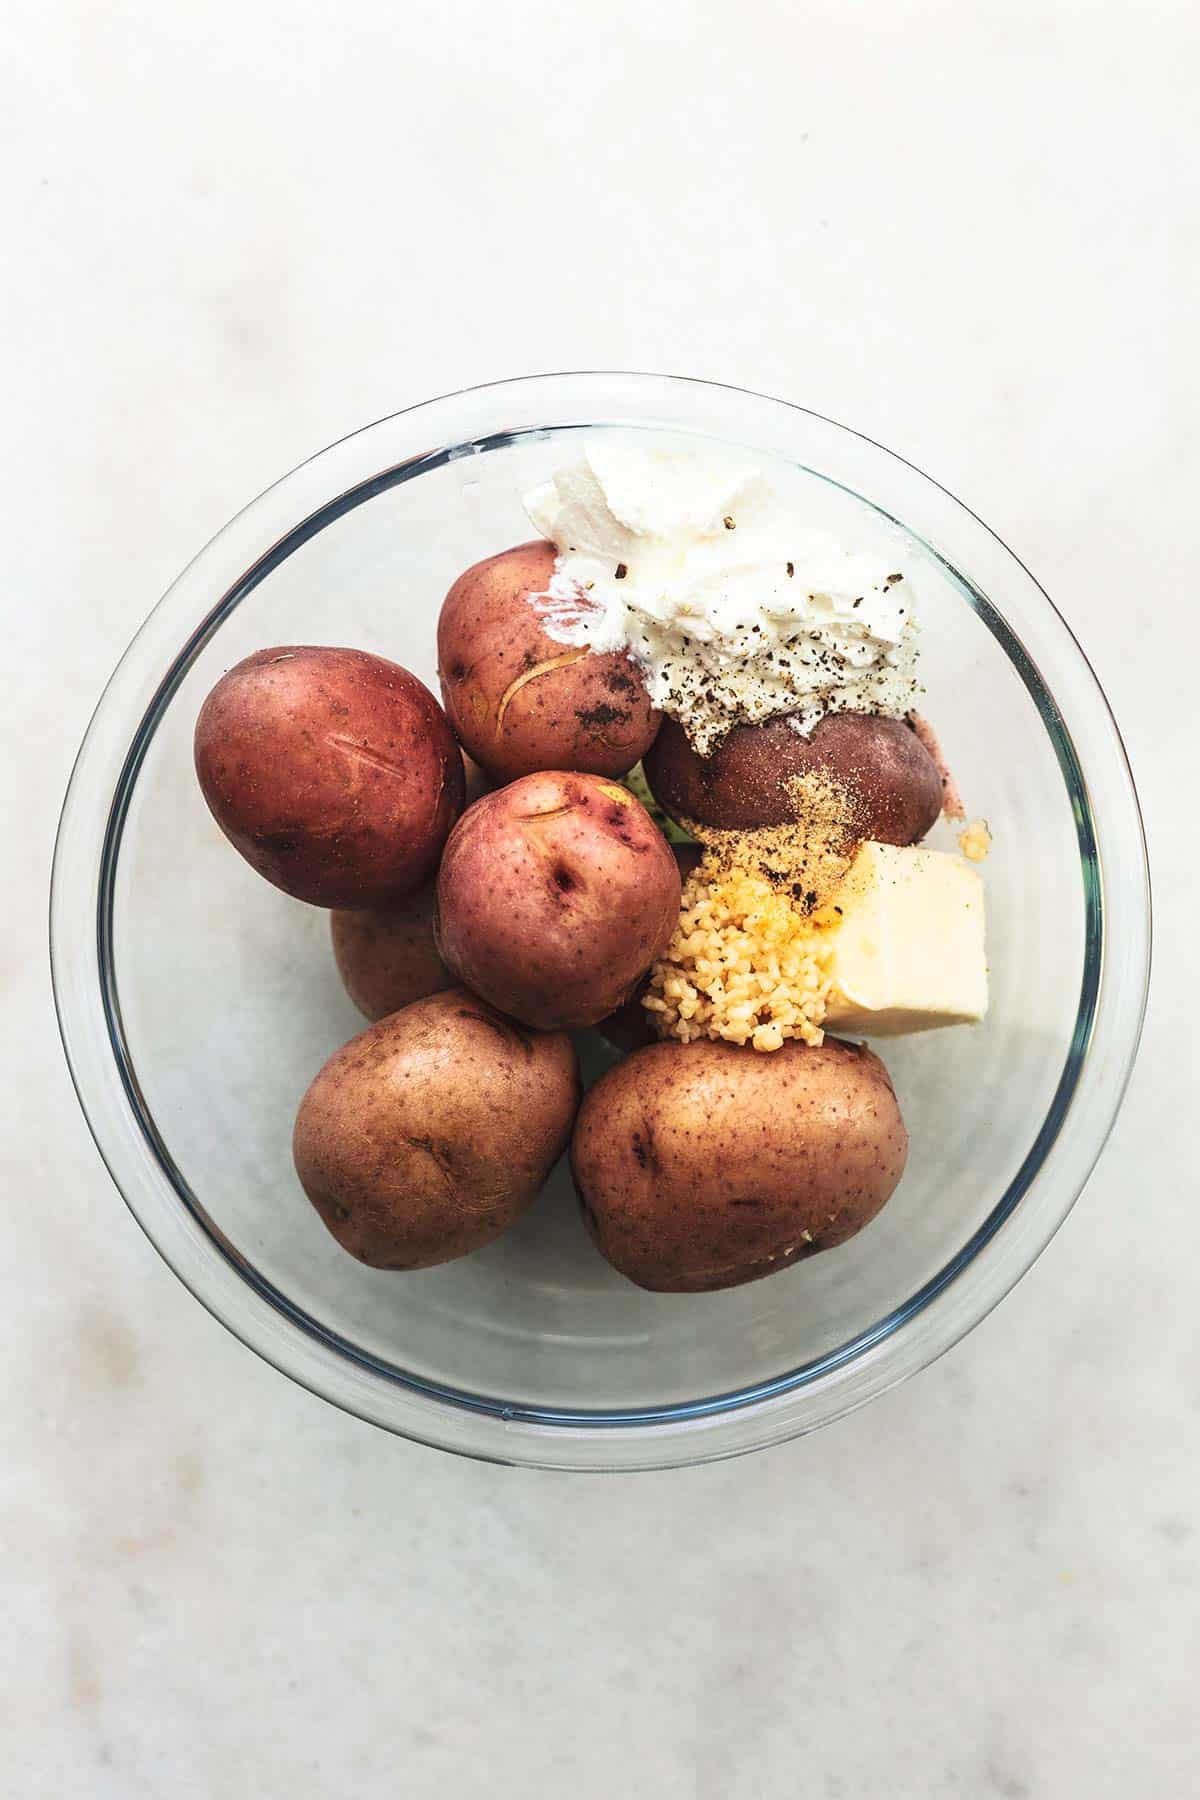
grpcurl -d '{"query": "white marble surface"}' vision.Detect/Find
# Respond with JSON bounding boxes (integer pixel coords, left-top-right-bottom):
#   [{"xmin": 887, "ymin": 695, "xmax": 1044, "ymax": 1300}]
[{"xmin": 3, "ymin": 2, "xmax": 1194, "ymax": 1793}]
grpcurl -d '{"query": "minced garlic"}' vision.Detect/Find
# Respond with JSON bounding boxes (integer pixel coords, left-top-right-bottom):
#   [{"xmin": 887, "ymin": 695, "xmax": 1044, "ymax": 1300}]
[
  {"xmin": 643, "ymin": 861, "xmax": 833, "ymax": 1052},
  {"xmin": 957, "ymin": 818, "xmax": 992, "ymax": 862}
]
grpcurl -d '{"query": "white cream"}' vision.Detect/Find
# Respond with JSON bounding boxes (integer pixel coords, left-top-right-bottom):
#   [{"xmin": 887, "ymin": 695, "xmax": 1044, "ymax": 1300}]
[{"xmin": 524, "ymin": 441, "xmax": 921, "ymax": 754}]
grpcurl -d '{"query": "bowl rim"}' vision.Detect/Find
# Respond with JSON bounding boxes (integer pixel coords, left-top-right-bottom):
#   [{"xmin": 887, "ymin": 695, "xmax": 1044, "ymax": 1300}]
[{"xmin": 50, "ymin": 371, "xmax": 1152, "ymax": 1470}]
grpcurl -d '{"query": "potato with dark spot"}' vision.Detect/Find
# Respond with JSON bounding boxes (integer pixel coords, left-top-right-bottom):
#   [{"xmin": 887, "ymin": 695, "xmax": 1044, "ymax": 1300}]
[
  {"xmin": 642, "ymin": 711, "xmax": 943, "ymax": 843},
  {"xmin": 331, "ymin": 884, "xmax": 451, "ymax": 1020},
  {"xmin": 436, "ymin": 771, "xmax": 681, "ymax": 1030},
  {"xmin": 293, "ymin": 988, "xmax": 580, "ymax": 1269},
  {"xmin": 195, "ymin": 646, "xmax": 464, "ymax": 907},
  {"xmin": 437, "ymin": 541, "xmax": 660, "ymax": 783},
  {"xmin": 571, "ymin": 1036, "xmax": 908, "ymax": 1292}
]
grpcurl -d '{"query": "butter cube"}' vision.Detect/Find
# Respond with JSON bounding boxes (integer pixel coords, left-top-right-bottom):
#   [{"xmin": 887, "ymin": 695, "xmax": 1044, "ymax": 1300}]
[{"xmin": 823, "ymin": 841, "xmax": 987, "ymax": 1037}]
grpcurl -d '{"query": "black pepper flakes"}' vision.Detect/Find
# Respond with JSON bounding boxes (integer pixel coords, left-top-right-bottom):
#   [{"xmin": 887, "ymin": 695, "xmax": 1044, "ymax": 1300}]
[{"xmin": 615, "ymin": 562, "xmax": 628, "ymax": 580}]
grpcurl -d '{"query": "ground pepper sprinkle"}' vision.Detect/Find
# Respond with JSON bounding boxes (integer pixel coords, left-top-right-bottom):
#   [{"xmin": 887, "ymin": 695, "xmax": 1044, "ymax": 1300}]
[{"xmin": 687, "ymin": 767, "xmax": 867, "ymax": 913}]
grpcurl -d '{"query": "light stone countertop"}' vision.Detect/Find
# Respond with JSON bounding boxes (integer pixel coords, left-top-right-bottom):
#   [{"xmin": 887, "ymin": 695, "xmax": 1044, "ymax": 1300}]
[{"xmin": 3, "ymin": 3, "xmax": 1193, "ymax": 1794}]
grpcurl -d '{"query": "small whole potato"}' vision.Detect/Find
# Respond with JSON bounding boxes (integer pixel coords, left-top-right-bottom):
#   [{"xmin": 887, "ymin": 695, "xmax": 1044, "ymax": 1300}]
[
  {"xmin": 293, "ymin": 988, "xmax": 580, "ymax": 1269},
  {"xmin": 331, "ymin": 884, "xmax": 451, "ymax": 1021},
  {"xmin": 571, "ymin": 1036, "xmax": 908, "ymax": 1292},
  {"xmin": 436, "ymin": 772, "xmax": 681, "ymax": 1030},
  {"xmin": 195, "ymin": 645, "xmax": 464, "ymax": 908},
  {"xmin": 642, "ymin": 711, "xmax": 943, "ymax": 844},
  {"xmin": 437, "ymin": 541, "xmax": 660, "ymax": 783}
]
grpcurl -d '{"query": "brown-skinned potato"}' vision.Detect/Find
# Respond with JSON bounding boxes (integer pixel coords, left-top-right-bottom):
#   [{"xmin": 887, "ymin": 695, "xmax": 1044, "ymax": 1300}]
[
  {"xmin": 571, "ymin": 1036, "xmax": 908, "ymax": 1292},
  {"xmin": 195, "ymin": 646, "xmax": 464, "ymax": 908},
  {"xmin": 437, "ymin": 541, "xmax": 660, "ymax": 783},
  {"xmin": 293, "ymin": 988, "xmax": 580, "ymax": 1270},
  {"xmin": 642, "ymin": 711, "xmax": 943, "ymax": 843},
  {"xmin": 436, "ymin": 771, "xmax": 681, "ymax": 1030}
]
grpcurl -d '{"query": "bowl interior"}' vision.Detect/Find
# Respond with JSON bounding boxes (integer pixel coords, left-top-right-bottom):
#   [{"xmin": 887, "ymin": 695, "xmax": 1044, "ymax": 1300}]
[{"xmin": 107, "ymin": 424, "xmax": 1089, "ymax": 1418}]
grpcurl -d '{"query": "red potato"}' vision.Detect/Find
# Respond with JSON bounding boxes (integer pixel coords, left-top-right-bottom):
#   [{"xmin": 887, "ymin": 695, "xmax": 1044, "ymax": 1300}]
[
  {"xmin": 436, "ymin": 771, "xmax": 681, "ymax": 1030},
  {"xmin": 643, "ymin": 711, "xmax": 943, "ymax": 844},
  {"xmin": 194, "ymin": 646, "xmax": 464, "ymax": 908},
  {"xmin": 294, "ymin": 989, "xmax": 580, "ymax": 1270},
  {"xmin": 571, "ymin": 1037, "xmax": 908, "ymax": 1292},
  {"xmin": 437, "ymin": 541, "xmax": 660, "ymax": 784}
]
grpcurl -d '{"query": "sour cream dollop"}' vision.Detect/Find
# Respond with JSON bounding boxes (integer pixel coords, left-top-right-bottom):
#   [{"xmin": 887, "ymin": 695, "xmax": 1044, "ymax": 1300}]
[{"xmin": 524, "ymin": 442, "xmax": 921, "ymax": 754}]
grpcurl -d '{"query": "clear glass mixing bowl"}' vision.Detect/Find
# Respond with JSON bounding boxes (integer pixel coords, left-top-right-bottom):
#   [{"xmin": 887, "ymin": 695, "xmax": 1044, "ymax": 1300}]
[{"xmin": 50, "ymin": 374, "xmax": 1150, "ymax": 1469}]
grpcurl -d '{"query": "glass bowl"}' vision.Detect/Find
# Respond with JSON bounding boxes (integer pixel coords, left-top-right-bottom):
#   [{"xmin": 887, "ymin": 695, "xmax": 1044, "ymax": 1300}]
[{"xmin": 50, "ymin": 373, "xmax": 1150, "ymax": 1470}]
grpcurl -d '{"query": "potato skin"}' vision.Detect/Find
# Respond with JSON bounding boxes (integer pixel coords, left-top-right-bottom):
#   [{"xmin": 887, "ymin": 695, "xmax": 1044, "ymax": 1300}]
[
  {"xmin": 571, "ymin": 1037, "xmax": 908, "ymax": 1292},
  {"xmin": 643, "ymin": 711, "xmax": 943, "ymax": 843},
  {"xmin": 436, "ymin": 772, "xmax": 682, "ymax": 1030},
  {"xmin": 437, "ymin": 541, "xmax": 660, "ymax": 783},
  {"xmin": 331, "ymin": 884, "xmax": 451, "ymax": 1021},
  {"xmin": 293, "ymin": 988, "xmax": 580, "ymax": 1269},
  {"xmin": 195, "ymin": 645, "xmax": 465, "ymax": 908}
]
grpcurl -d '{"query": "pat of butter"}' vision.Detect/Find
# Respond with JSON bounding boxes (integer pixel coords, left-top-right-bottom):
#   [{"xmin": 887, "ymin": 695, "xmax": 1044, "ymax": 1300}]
[{"xmin": 823, "ymin": 841, "xmax": 987, "ymax": 1037}]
